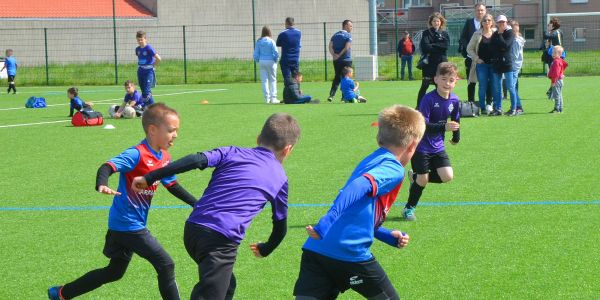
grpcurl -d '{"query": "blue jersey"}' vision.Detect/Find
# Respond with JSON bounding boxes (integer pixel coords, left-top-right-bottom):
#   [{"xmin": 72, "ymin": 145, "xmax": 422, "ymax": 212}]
[
  {"xmin": 331, "ymin": 30, "xmax": 352, "ymax": 61},
  {"xmin": 124, "ymin": 90, "xmax": 142, "ymax": 106},
  {"xmin": 4, "ymin": 56, "xmax": 17, "ymax": 76},
  {"xmin": 70, "ymin": 96, "xmax": 85, "ymax": 111},
  {"xmin": 276, "ymin": 27, "xmax": 301, "ymax": 62},
  {"xmin": 303, "ymin": 148, "xmax": 405, "ymax": 262},
  {"xmin": 340, "ymin": 76, "xmax": 356, "ymax": 100},
  {"xmin": 417, "ymin": 90, "xmax": 460, "ymax": 153},
  {"xmin": 106, "ymin": 139, "xmax": 176, "ymax": 231},
  {"xmin": 136, "ymin": 44, "xmax": 157, "ymax": 67}
]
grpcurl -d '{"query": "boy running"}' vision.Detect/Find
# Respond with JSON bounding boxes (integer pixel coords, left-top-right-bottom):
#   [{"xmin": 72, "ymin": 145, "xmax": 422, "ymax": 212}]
[
  {"xmin": 294, "ymin": 105, "xmax": 425, "ymax": 299},
  {"xmin": 49, "ymin": 103, "xmax": 196, "ymax": 300},
  {"xmin": 402, "ymin": 62, "xmax": 461, "ymax": 221},
  {"xmin": 131, "ymin": 113, "xmax": 301, "ymax": 300}
]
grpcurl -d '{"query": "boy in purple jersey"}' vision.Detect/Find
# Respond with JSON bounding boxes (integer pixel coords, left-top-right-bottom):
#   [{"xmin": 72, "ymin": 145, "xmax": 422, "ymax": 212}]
[
  {"xmin": 294, "ymin": 105, "xmax": 425, "ymax": 299},
  {"xmin": 131, "ymin": 113, "xmax": 301, "ymax": 300},
  {"xmin": 402, "ymin": 62, "xmax": 461, "ymax": 221},
  {"xmin": 48, "ymin": 103, "xmax": 196, "ymax": 300},
  {"xmin": 112, "ymin": 80, "xmax": 144, "ymax": 118},
  {"xmin": 136, "ymin": 31, "xmax": 161, "ymax": 106}
]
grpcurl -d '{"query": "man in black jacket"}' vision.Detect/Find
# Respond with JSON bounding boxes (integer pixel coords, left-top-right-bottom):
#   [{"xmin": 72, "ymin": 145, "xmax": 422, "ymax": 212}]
[
  {"xmin": 283, "ymin": 72, "xmax": 319, "ymax": 104},
  {"xmin": 459, "ymin": 3, "xmax": 488, "ymax": 103}
]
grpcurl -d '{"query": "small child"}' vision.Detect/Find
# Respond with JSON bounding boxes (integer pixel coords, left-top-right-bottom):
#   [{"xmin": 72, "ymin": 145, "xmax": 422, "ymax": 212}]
[
  {"xmin": 67, "ymin": 87, "xmax": 93, "ymax": 117},
  {"xmin": 113, "ymin": 80, "xmax": 144, "ymax": 118},
  {"xmin": 131, "ymin": 113, "xmax": 301, "ymax": 300},
  {"xmin": 293, "ymin": 105, "xmax": 425, "ymax": 299},
  {"xmin": 49, "ymin": 103, "xmax": 197, "ymax": 300},
  {"xmin": 136, "ymin": 30, "xmax": 161, "ymax": 105},
  {"xmin": 1, "ymin": 49, "xmax": 18, "ymax": 94},
  {"xmin": 402, "ymin": 62, "xmax": 460, "ymax": 221},
  {"xmin": 283, "ymin": 72, "xmax": 319, "ymax": 104},
  {"xmin": 340, "ymin": 66, "xmax": 367, "ymax": 103},
  {"xmin": 547, "ymin": 45, "xmax": 568, "ymax": 113}
]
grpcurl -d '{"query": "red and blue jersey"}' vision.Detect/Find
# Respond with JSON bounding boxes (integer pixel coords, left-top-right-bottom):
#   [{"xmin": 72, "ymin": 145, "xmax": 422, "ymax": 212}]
[
  {"xmin": 106, "ymin": 139, "xmax": 176, "ymax": 232},
  {"xmin": 303, "ymin": 147, "xmax": 404, "ymax": 262}
]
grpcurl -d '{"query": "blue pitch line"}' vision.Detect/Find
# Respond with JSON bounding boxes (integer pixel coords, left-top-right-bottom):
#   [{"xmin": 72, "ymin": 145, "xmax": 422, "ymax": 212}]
[{"xmin": 1, "ymin": 200, "xmax": 600, "ymax": 212}]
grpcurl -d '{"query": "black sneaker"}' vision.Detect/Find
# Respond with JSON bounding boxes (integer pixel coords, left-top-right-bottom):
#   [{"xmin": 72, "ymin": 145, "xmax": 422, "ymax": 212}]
[
  {"xmin": 489, "ymin": 110, "xmax": 502, "ymax": 116},
  {"xmin": 505, "ymin": 110, "xmax": 516, "ymax": 116},
  {"xmin": 357, "ymin": 96, "xmax": 367, "ymax": 103},
  {"xmin": 515, "ymin": 109, "xmax": 524, "ymax": 115},
  {"xmin": 549, "ymin": 108, "xmax": 558, "ymax": 114},
  {"xmin": 327, "ymin": 96, "xmax": 334, "ymax": 102}
]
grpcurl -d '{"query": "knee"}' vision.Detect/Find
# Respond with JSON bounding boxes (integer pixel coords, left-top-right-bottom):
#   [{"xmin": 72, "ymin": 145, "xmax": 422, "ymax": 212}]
[
  {"xmin": 415, "ymin": 174, "xmax": 429, "ymax": 186},
  {"xmin": 441, "ymin": 174, "xmax": 454, "ymax": 183},
  {"xmin": 156, "ymin": 261, "xmax": 176, "ymax": 279},
  {"xmin": 105, "ymin": 263, "xmax": 128, "ymax": 282}
]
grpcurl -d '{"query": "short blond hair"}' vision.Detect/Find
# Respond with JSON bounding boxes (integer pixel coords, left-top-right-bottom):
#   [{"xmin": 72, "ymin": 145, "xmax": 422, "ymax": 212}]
[
  {"xmin": 552, "ymin": 45, "xmax": 564, "ymax": 56},
  {"xmin": 377, "ymin": 105, "xmax": 425, "ymax": 148}
]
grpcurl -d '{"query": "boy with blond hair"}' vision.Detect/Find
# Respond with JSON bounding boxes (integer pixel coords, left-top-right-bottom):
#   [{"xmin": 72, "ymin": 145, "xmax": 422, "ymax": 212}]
[
  {"xmin": 294, "ymin": 105, "xmax": 425, "ymax": 299},
  {"xmin": 547, "ymin": 45, "xmax": 568, "ymax": 113},
  {"xmin": 131, "ymin": 113, "xmax": 301, "ymax": 300},
  {"xmin": 402, "ymin": 62, "xmax": 461, "ymax": 221}
]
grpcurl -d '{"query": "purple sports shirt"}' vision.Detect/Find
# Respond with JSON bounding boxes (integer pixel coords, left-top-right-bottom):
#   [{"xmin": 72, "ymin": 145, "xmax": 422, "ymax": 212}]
[{"xmin": 417, "ymin": 90, "xmax": 460, "ymax": 153}]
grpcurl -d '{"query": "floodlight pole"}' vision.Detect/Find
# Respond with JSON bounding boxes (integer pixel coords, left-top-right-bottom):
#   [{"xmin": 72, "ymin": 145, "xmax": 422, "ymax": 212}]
[{"xmin": 112, "ymin": 0, "xmax": 119, "ymax": 85}]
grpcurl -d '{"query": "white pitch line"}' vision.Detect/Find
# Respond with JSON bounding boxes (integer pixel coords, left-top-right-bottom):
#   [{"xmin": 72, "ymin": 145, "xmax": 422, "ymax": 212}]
[
  {"xmin": 0, "ymin": 89, "xmax": 228, "ymax": 111},
  {"xmin": 0, "ymin": 120, "xmax": 71, "ymax": 128}
]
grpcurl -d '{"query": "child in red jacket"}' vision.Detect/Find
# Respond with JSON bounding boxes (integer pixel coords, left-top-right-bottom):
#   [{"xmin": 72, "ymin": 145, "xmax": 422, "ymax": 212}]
[{"xmin": 547, "ymin": 45, "xmax": 568, "ymax": 113}]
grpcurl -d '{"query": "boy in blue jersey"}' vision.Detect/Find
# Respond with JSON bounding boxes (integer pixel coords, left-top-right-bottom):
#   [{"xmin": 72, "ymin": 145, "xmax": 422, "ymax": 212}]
[
  {"xmin": 294, "ymin": 105, "xmax": 425, "ymax": 299},
  {"xmin": 67, "ymin": 87, "xmax": 94, "ymax": 117},
  {"xmin": 112, "ymin": 80, "xmax": 144, "ymax": 118},
  {"xmin": 1, "ymin": 49, "xmax": 17, "ymax": 94},
  {"xmin": 136, "ymin": 31, "xmax": 161, "ymax": 106},
  {"xmin": 131, "ymin": 113, "xmax": 301, "ymax": 300},
  {"xmin": 340, "ymin": 66, "xmax": 367, "ymax": 103},
  {"xmin": 49, "ymin": 103, "xmax": 197, "ymax": 300},
  {"xmin": 402, "ymin": 62, "xmax": 461, "ymax": 221}
]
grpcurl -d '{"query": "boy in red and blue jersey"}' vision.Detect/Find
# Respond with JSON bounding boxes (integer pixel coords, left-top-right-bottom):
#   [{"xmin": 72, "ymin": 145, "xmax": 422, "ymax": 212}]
[
  {"xmin": 49, "ymin": 103, "xmax": 196, "ymax": 300},
  {"xmin": 294, "ymin": 105, "xmax": 425, "ymax": 299},
  {"xmin": 131, "ymin": 113, "xmax": 301, "ymax": 300},
  {"xmin": 136, "ymin": 30, "xmax": 160, "ymax": 106},
  {"xmin": 402, "ymin": 62, "xmax": 461, "ymax": 221}
]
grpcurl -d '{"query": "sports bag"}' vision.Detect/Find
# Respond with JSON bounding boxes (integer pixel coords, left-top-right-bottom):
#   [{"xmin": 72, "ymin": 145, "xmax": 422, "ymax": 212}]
[
  {"xmin": 25, "ymin": 96, "xmax": 47, "ymax": 108},
  {"xmin": 459, "ymin": 101, "xmax": 480, "ymax": 118},
  {"xmin": 72, "ymin": 110, "xmax": 104, "ymax": 126}
]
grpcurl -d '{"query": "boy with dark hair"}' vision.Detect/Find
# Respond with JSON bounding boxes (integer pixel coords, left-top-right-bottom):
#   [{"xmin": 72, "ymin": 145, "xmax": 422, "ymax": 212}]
[
  {"xmin": 293, "ymin": 104, "xmax": 425, "ymax": 300},
  {"xmin": 67, "ymin": 87, "xmax": 94, "ymax": 117},
  {"xmin": 402, "ymin": 62, "xmax": 461, "ymax": 221},
  {"xmin": 340, "ymin": 66, "xmax": 367, "ymax": 103},
  {"xmin": 283, "ymin": 72, "xmax": 319, "ymax": 104},
  {"xmin": 112, "ymin": 80, "xmax": 144, "ymax": 118},
  {"xmin": 136, "ymin": 30, "xmax": 161, "ymax": 106},
  {"xmin": 49, "ymin": 103, "xmax": 197, "ymax": 300},
  {"xmin": 1, "ymin": 49, "xmax": 17, "ymax": 94},
  {"xmin": 131, "ymin": 113, "xmax": 301, "ymax": 300}
]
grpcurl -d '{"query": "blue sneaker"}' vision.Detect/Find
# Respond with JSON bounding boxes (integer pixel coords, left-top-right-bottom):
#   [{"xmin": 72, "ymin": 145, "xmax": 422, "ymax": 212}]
[
  {"xmin": 402, "ymin": 207, "xmax": 416, "ymax": 221},
  {"xmin": 48, "ymin": 286, "xmax": 63, "ymax": 300}
]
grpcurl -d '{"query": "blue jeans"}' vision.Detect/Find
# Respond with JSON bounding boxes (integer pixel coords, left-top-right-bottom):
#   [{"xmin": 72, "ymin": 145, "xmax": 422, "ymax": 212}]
[
  {"xmin": 475, "ymin": 63, "xmax": 493, "ymax": 110},
  {"xmin": 400, "ymin": 55, "xmax": 413, "ymax": 79},
  {"xmin": 512, "ymin": 71, "xmax": 522, "ymax": 110},
  {"xmin": 492, "ymin": 70, "xmax": 517, "ymax": 111}
]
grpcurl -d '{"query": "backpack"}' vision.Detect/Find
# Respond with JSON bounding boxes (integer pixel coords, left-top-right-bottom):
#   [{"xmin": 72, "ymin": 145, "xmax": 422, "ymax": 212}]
[
  {"xmin": 71, "ymin": 110, "xmax": 104, "ymax": 126},
  {"xmin": 459, "ymin": 101, "xmax": 480, "ymax": 118},
  {"xmin": 25, "ymin": 97, "xmax": 47, "ymax": 108}
]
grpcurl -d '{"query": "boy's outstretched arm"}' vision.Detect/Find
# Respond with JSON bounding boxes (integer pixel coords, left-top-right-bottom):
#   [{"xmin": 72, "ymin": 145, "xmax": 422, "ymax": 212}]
[
  {"xmin": 96, "ymin": 163, "xmax": 121, "ymax": 195},
  {"xmin": 374, "ymin": 227, "xmax": 410, "ymax": 249},
  {"xmin": 131, "ymin": 152, "xmax": 208, "ymax": 192},
  {"xmin": 250, "ymin": 218, "xmax": 287, "ymax": 258},
  {"xmin": 165, "ymin": 183, "xmax": 197, "ymax": 207}
]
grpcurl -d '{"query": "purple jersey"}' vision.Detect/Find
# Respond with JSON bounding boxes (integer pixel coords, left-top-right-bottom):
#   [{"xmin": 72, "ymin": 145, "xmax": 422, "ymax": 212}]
[
  {"xmin": 187, "ymin": 146, "xmax": 288, "ymax": 244},
  {"xmin": 123, "ymin": 90, "xmax": 142, "ymax": 106},
  {"xmin": 417, "ymin": 90, "xmax": 460, "ymax": 153},
  {"xmin": 136, "ymin": 44, "xmax": 157, "ymax": 66}
]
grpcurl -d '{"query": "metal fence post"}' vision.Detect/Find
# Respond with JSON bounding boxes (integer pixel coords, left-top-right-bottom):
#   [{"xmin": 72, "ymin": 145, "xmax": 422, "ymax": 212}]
[
  {"xmin": 323, "ymin": 22, "xmax": 328, "ymax": 81},
  {"xmin": 44, "ymin": 28, "xmax": 49, "ymax": 86},
  {"xmin": 112, "ymin": 0, "xmax": 118, "ymax": 85},
  {"xmin": 394, "ymin": 0, "xmax": 399, "ymax": 79},
  {"xmin": 252, "ymin": 0, "xmax": 257, "ymax": 82},
  {"xmin": 183, "ymin": 25, "xmax": 188, "ymax": 84}
]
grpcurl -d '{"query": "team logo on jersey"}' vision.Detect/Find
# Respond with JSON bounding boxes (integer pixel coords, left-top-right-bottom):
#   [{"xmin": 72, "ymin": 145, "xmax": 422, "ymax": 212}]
[
  {"xmin": 434, "ymin": 102, "xmax": 440, "ymax": 108},
  {"xmin": 147, "ymin": 159, "xmax": 154, "ymax": 166},
  {"xmin": 143, "ymin": 51, "xmax": 148, "ymax": 56},
  {"xmin": 349, "ymin": 276, "xmax": 363, "ymax": 286},
  {"xmin": 448, "ymin": 103, "xmax": 454, "ymax": 112}
]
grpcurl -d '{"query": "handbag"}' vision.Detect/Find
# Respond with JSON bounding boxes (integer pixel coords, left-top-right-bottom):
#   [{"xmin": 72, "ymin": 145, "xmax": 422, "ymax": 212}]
[
  {"xmin": 459, "ymin": 101, "xmax": 480, "ymax": 118},
  {"xmin": 416, "ymin": 54, "xmax": 429, "ymax": 70}
]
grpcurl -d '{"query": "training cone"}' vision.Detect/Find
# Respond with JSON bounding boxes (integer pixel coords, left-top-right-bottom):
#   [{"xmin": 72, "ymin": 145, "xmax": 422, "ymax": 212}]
[
  {"xmin": 371, "ymin": 121, "xmax": 378, "ymax": 127},
  {"xmin": 103, "ymin": 124, "xmax": 115, "ymax": 130},
  {"xmin": 200, "ymin": 100, "xmax": 209, "ymax": 104}
]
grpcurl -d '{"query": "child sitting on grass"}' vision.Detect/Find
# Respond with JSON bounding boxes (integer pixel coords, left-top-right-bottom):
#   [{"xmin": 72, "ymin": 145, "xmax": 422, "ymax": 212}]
[
  {"xmin": 67, "ymin": 87, "xmax": 93, "ymax": 117},
  {"xmin": 340, "ymin": 66, "xmax": 367, "ymax": 103},
  {"xmin": 283, "ymin": 72, "xmax": 319, "ymax": 104}
]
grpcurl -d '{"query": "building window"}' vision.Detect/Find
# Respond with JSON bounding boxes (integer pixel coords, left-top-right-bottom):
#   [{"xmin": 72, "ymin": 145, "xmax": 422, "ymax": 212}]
[
  {"xmin": 403, "ymin": 0, "xmax": 432, "ymax": 8},
  {"xmin": 574, "ymin": 28, "xmax": 586, "ymax": 42},
  {"xmin": 570, "ymin": 0, "xmax": 588, "ymax": 3},
  {"xmin": 523, "ymin": 27, "xmax": 535, "ymax": 40}
]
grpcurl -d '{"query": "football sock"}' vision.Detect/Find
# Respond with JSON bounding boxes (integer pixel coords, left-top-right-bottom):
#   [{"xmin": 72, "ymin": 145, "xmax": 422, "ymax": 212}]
[
  {"xmin": 406, "ymin": 182, "xmax": 424, "ymax": 208},
  {"xmin": 428, "ymin": 170, "xmax": 443, "ymax": 183}
]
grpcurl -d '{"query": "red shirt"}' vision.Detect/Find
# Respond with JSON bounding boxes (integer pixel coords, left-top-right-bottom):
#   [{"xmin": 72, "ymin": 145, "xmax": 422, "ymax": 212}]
[{"xmin": 548, "ymin": 57, "xmax": 568, "ymax": 84}]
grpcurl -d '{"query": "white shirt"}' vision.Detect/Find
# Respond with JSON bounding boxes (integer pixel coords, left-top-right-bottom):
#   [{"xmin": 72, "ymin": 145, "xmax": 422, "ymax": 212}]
[{"xmin": 474, "ymin": 19, "xmax": 481, "ymax": 31}]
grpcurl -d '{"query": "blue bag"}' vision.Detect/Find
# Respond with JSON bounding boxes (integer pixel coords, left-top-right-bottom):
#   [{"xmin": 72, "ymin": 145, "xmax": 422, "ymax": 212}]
[{"xmin": 25, "ymin": 96, "xmax": 47, "ymax": 108}]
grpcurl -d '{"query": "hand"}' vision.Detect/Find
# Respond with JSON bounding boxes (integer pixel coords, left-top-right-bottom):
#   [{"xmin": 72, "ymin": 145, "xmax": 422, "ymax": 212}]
[
  {"xmin": 332, "ymin": 53, "xmax": 339, "ymax": 60},
  {"xmin": 306, "ymin": 225, "xmax": 321, "ymax": 240},
  {"xmin": 113, "ymin": 112, "xmax": 121, "ymax": 118},
  {"xmin": 98, "ymin": 185, "xmax": 121, "ymax": 196},
  {"xmin": 131, "ymin": 176, "xmax": 149, "ymax": 193},
  {"xmin": 476, "ymin": 58, "xmax": 484, "ymax": 64},
  {"xmin": 249, "ymin": 243, "xmax": 264, "ymax": 258},
  {"xmin": 445, "ymin": 121, "xmax": 460, "ymax": 132},
  {"xmin": 392, "ymin": 231, "xmax": 409, "ymax": 248}
]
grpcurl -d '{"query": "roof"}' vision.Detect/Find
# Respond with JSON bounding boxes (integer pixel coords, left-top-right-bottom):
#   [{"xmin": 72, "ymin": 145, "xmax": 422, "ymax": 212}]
[{"xmin": 0, "ymin": 0, "xmax": 154, "ymax": 19}]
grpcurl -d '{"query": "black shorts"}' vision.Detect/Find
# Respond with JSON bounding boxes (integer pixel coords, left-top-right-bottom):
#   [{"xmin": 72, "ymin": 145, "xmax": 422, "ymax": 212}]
[
  {"xmin": 102, "ymin": 228, "xmax": 171, "ymax": 263},
  {"xmin": 411, "ymin": 150, "xmax": 451, "ymax": 175},
  {"xmin": 8, "ymin": 75, "xmax": 15, "ymax": 82},
  {"xmin": 293, "ymin": 250, "xmax": 399, "ymax": 300}
]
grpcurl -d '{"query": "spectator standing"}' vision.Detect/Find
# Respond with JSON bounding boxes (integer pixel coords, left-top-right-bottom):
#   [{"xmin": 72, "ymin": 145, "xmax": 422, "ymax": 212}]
[{"xmin": 276, "ymin": 17, "xmax": 302, "ymax": 84}]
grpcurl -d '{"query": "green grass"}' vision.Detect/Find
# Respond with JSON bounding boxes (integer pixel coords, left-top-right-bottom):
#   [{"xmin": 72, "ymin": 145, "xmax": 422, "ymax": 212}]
[
  {"xmin": 1, "ymin": 78, "xmax": 599, "ymax": 299},
  {"xmin": 5, "ymin": 49, "xmax": 600, "ymax": 86}
]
